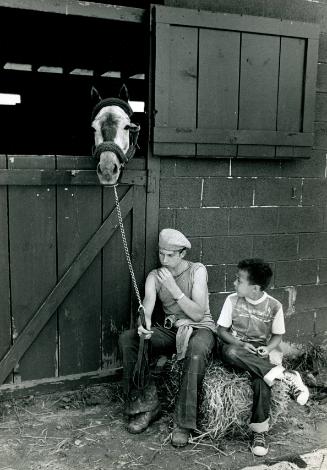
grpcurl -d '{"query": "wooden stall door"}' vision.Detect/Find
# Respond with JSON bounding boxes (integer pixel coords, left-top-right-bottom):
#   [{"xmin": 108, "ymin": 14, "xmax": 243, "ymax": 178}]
[{"xmin": 0, "ymin": 156, "xmax": 147, "ymax": 386}]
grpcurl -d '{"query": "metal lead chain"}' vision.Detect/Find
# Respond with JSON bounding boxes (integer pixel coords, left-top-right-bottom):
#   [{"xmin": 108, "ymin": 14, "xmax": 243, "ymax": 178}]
[{"xmin": 113, "ymin": 185, "xmax": 143, "ymax": 309}]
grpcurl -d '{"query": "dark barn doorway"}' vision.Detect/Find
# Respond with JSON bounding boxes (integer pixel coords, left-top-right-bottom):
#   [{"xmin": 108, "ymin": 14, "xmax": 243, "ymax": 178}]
[{"xmin": 0, "ymin": 6, "xmax": 148, "ymax": 155}]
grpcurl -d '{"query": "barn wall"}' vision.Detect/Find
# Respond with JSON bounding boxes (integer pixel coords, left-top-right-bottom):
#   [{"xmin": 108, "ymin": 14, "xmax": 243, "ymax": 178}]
[{"xmin": 158, "ymin": 0, "xmax": 327, "ymax": 347}]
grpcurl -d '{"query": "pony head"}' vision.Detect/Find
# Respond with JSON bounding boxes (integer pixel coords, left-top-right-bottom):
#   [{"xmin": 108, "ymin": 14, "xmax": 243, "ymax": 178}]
[{"xmin": 91, "ymin": 86, "xmax": 140, "ymax": 185}]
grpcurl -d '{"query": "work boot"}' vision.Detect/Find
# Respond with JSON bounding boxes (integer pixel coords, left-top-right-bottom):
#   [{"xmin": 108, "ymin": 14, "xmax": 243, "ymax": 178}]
[
  {"xmin": 125, "ymin": 383, "xmax": 159, "ymax": 416},
  {"xmin": 171, "ymin": 426, "xmax": 190, "ymax": 447},
  {"xmin": 127, "ymin": 404, "xmax": 161, "ymax": 434}
]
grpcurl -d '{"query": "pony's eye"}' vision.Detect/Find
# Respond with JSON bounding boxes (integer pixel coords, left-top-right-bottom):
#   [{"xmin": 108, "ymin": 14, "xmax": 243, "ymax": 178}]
[{"xmin": 124, "ymin": 125, "xmax": 131, "ymax": 131}]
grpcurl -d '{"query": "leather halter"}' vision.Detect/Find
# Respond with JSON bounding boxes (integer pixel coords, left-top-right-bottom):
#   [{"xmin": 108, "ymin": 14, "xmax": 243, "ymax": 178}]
[{"xmin": 91, "ymin": 98, "xmax": 140, "ymax": 165}]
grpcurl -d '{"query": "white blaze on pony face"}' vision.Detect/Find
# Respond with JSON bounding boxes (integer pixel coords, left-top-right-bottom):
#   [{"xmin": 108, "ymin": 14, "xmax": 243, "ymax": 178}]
[{"xmin": 92, "ymin": 105, "xmax": 131, "ymax": 185}]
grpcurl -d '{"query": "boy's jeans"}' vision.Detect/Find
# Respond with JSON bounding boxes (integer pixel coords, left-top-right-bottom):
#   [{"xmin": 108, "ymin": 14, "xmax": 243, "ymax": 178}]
[
  {"xmin": 119, "ymin": 326, "xmax": 215, "ymax": 430},
  {"xmin": 221, "ymin": 342, "xmax": 276, "ymax": 433}
]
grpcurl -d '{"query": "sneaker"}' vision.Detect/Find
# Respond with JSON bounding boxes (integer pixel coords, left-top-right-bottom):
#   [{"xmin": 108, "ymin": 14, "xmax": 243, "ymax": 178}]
[
  {"xmin": 251, "ymin": 432, "xmax": 268, "ymax": 456},
  {"xmin": 284, "ymin": 370, "xmax": 309, "ymax": 406}
]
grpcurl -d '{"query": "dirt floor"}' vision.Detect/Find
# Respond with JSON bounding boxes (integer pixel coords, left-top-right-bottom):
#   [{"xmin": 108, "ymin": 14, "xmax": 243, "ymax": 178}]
[{"xmin": 0, "ymin": 382, "xmax": 326, "ymax": 470}]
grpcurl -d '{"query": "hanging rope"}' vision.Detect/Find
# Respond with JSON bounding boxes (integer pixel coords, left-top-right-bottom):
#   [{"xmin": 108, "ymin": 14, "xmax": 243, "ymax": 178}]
[{"xmin": 113, "ymin": 185, "xmax": 150, "ymax": 390}]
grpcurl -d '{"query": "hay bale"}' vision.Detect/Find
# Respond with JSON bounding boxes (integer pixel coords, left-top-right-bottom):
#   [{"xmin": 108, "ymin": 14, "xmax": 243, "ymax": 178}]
[
  {"xmin": 200, "ymin": 362, "xmax": 289, "ymax": 439},
  {"xmin": 157, "ymin": 359, "xmax": 290, "ymax": 439}
]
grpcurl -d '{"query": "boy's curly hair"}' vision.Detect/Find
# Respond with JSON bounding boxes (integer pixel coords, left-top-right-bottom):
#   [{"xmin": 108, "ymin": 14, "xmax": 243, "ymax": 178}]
[{"xmin": 238, "ymin": 258, "xmax": 273, "ymax": 290}]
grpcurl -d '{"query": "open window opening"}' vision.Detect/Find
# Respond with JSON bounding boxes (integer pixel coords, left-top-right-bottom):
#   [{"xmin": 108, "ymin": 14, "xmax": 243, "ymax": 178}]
[{"xmin": 0, "ymin": 7, "xmax": 147, "ymax": 155}]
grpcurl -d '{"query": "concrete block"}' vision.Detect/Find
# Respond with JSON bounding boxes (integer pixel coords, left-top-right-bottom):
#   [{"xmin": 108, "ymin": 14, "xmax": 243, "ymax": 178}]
[
  {"xmin": 207, "ymin": 265, "xmax": 226, "ymax": 293},
  {"xmin": 314, "ymin": 308, "xmax": 327, "ymax": 344},
  {"xmin": 316, "ymin": 93, "xmax": 327, "ymax": 122},
  {"xmin": 299, "ymin": 233, "xmax": 327, "ymax": 258},
  {"xmin": 230, "ymin": 208, "xmax": 278, "ymax": 235},
  {"xmin": 166, "ymin": 0, "xmax": 322, "ymax": 24},
  {"xmin": 280, "ymin": 150, "xmax": 326, "ymax": 178},
  {"xmin": 231, "ymin": 160, "xmax": 282, "ymax": 177},
  {"xmin": 175, "ymin": 159, "xmax": 229, "ymax": 177},
  {"xmin": 226, "ymin": 264, "xmax": 238, "ymax": 292},
  {"xmin": 302, "ymin": 179, "xmax": 327, "ymax": 206},
  {"xmin": 209, "ymin": 292, "xmax": 229, "ymax": 322},
  {"xmin": 285, "ymin": 311, "xmax": 315, "ymax": 344},
  {"xmin": 202, "ymin": 236, "xmax": 253, "ymax": 264},
  {"xmin": 160, "ymin": 178, "xmax": 202, "ymax": 208},
  {"xmin": 296, "ymin": 284, "xmax": 327, "ymax": 309},
  {"xmin": 278, "ymin": 207, "xmax": 324, "ymax": 233},
  {"xmin": 164, "ymin": 0, "xmax": 265, "ymax": 15},
  {"xmin": 253, "ymin": 234, "xmax": 298, "ymax": 261},
  {"xmin": 319, "ymin": 33, "xmax": 327, "ymax": 63},
  {"xmin": 275, "ymin": 260, "xmax": 318, "ymax": 287},
  {"xmin": 254, "ymin": 178, "xmax": 302, "ymax": 206},
  {"xmin": 203, "ymin": 178, "xmax": 254, "ymax": 207},
  {"xmin": 319, "ymin": 259, "xmax": 327, "ymax": 284},
  {"xmin": 176, "ymin": 208, "xmax": 229, "ymax": 237},
  {"xmin": 159, "ymin": 209, "xmax": 175, "ymax": 231},
  {"xmin": 317, "ymin": 63, "xmax": 327, "ymax": 92},
  {"xmin": 314, "ymin": 122, "xmax": 327, "ymax": 148},
  {"xmin": 188, "ymin": 237, "xmax": 202, "ymax": 263},
  {"xmin": 160, "ymin": 159, "xmax": 176, "ymax": 177},
  {"xmin": 267, "ymin": 287, "xmax": 291, "ymax": 313},
  {"xmin": 278, "ymin": 0, "xmax": 323, "ymax": 27}
]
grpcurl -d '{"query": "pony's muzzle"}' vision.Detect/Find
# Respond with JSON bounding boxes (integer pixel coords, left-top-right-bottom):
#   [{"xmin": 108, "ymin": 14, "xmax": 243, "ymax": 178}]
[
  {"xmin": 96, "ymin": 151, "xmax": 122, "ymax": 185},
  {"xmin": 97, "ymin": 160, "xmax": 118, "ymax": 177}
]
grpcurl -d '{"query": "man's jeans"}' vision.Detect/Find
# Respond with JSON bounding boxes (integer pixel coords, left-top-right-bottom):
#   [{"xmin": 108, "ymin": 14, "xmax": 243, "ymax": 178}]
[
  {"xmin": 221, "ymin": 343, "xmax": 275, "ymax": 432},
  {"xmin": 119, "ymin": 326, "xmax": 215, "ymax": 430}
]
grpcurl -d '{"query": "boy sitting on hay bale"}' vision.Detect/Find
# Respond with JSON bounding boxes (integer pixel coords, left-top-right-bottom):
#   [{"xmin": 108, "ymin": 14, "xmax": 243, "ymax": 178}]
[
  {"xmin": 217, "ymin": 258, "xmax": 309, "ymax": 457},
  {"xmin": 119, "ymin": 228, "xmax": 216, "ymax": 447}
]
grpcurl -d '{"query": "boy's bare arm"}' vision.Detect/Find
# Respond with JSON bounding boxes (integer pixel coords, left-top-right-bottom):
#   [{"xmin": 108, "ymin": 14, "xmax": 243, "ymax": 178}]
[
  {"xmin": 180, "ymin": 266, "xmax": 208, "ymax": 322},
  {"xmin": 138, "ymin": 274, "xmax": 157, "ymax": 339},
  {"xmin": 257, "ymin": 334, "xmax": 283, "ymax": 357},
  {"xmin": 267, "ymin": 334, "xmax": 283, "ymax": 351}
]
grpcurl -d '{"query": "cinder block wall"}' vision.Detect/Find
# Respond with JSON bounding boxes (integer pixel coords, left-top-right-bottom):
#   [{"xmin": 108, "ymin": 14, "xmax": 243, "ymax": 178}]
[{"xmin": 158, "ymin": 0, "xmax": 327, "ymax": 346}]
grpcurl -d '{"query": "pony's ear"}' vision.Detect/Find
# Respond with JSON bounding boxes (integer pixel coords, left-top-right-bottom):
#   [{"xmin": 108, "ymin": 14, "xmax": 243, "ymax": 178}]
[
  {"xmin": 91, "ymin": 86, "xmax": 102, "ymax": 105},
  {"xmin": 118, "ymin": 84, "xmax": 129, "ymax": 103}
]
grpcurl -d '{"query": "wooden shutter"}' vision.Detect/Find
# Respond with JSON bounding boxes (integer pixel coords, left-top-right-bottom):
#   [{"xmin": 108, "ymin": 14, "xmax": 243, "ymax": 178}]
[{"xmin": 152, "ymin": 5, "xmax": 319, "ymax": 159}]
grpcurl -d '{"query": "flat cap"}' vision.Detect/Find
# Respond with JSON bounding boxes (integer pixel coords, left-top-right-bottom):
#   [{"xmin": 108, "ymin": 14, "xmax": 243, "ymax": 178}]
[{"xmin": 159, "ymin": 228, "xmax": 191, "ymax": 251}]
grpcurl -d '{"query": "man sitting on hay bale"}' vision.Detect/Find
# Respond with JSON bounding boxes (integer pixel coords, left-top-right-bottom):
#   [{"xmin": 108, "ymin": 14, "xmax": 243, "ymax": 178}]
[
  {"xmin": 217, "ymin": 258, "xmax": 309, "ymax": 457},
  {"xmin": 119, "ymin": 228, "xmax": 216, "ymax": 447}
]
